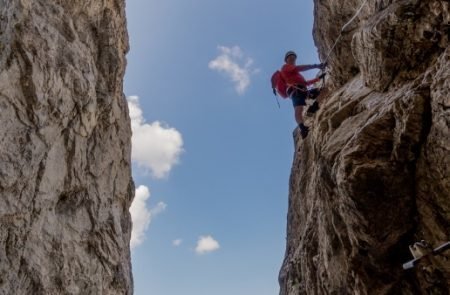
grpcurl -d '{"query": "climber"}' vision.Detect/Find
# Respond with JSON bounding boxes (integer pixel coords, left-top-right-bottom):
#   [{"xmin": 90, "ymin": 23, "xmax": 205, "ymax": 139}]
[{"xmin": 274, "ymin": 51, "xmax": 326, "ymax": 139}]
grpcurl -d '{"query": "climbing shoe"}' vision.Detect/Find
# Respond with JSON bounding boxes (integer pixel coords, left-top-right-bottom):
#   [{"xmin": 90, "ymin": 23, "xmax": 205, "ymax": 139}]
[
  {"xmin": 307, "ymin": 101, "xmax": 320, "ymax": 114},
  {"xmin": 299, "ymin": 123, "xmax": 309, "ymax": 139}
]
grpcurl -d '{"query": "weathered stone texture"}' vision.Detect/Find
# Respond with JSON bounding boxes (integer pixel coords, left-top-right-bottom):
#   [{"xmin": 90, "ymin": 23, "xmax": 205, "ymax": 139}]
[
  {"xmin": 0, "ymin": 0, "xmax": 133, "ymax": 294},
  {"xmin": 280, "ymin": 0, "xmax": 449, "ymax": 294}
]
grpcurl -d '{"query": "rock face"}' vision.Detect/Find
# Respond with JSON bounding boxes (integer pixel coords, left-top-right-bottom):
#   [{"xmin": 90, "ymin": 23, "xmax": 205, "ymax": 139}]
[
  {"xmin": 0, "ymin": 1, "xmax": 133, "ymax": 294},
  {"xmin": 280, "ymin": 0, "xmax": 449, "ymax": 294}
]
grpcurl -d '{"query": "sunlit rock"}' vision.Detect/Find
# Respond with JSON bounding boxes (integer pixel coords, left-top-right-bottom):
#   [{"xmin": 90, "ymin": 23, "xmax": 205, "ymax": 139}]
[{"xmin": 0, "ymin": 1, "xmax": 134, "ymax": 294}]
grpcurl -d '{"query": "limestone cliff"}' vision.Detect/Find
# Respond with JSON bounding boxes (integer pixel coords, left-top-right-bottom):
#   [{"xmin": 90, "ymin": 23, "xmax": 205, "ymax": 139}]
[
  {"xmin": 0, "ymin": 1, "xmax": 133, "ymax": 294},
  {"xmin": 280, "ymin": 0, "xmax": 449, "ymax": 294}
]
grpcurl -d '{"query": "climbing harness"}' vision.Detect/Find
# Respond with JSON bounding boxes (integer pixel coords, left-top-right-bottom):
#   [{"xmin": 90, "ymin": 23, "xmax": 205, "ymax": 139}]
[
  {"xmin": 287, "ymin": 85, "xmax": 309, "ymax": 94},
  {"xmin": 323, "ymin": 0, "xmax": 370, "ymax": 63},
  {"xmin": 403, "ymin": 241, "xmax": 450, "ymax": 270}
]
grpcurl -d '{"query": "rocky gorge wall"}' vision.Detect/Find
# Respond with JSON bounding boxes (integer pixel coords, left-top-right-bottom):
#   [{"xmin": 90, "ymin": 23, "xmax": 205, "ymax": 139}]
[
  {"xmin": 280, "ymin": 0, "xmax": 449, "ymax": 294},
  {"xmin": 0, "ymin": 1, "xmax": 133, "ymax": 294}
]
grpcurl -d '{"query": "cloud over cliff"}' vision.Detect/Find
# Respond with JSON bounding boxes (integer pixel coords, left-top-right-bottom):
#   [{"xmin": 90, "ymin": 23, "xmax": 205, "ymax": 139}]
[
  {"xmin": 127, "ymin": 96, "xmax": 183, "ymax": 178},
  {"xmin": 130, "ymin": 185, "xmax": 167, "ymax": 249}
]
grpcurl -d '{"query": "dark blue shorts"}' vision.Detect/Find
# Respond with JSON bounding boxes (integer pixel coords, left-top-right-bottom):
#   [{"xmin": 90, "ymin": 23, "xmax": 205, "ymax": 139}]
[{"xmin": 288, "ymin": 87, "xmax": 320, "ymax": 107}]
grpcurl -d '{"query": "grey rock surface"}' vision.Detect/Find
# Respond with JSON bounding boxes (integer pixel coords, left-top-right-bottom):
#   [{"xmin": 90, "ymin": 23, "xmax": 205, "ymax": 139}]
[
  {"xmin": 0, "ymin": 1, "xmax": 133, "ymax": 294},
  {"xmin": 280, "ymin": 0, "xmax": 449, "ymax": 294}
]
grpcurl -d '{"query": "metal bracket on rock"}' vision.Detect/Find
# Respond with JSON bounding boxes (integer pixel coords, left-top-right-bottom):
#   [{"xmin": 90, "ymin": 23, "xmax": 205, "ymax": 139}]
[{"xmin": 403, "ymin": 241, "xmax": 450, "ymax": 270}]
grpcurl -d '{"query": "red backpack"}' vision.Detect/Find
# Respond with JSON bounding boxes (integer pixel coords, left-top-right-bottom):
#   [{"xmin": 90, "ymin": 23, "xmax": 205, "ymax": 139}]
[{"xmin": 271, "ymin": 70, "xmax": 289, "ymax": 98}]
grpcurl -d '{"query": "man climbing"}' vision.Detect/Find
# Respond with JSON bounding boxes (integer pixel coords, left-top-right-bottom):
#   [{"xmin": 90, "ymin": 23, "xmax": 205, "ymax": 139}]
[{"xmin": 280, "ymin": 51, "xmax": 326, "ymax": 139}]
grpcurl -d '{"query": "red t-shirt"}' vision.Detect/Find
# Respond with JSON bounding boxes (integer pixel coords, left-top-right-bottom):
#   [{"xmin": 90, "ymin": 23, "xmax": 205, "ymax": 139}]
[{"xmin": 281, "ymin": 64, "xmax": 320, "ymax": 87}]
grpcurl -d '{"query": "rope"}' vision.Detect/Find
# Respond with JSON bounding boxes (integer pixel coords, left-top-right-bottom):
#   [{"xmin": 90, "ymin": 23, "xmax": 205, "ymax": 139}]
[
  {"xmin": 275, "ymin": 95, "xmax": 281, "ymax": 108},
  {"xmin": 323, "ymin": 0, "xmax": 370, "ymax": 63}
]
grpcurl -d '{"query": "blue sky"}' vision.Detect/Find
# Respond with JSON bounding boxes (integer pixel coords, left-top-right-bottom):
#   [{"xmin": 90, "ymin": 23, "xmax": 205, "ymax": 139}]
[{"xmin": 124, "ymin": 1, "xmax": 321, "ymax": 294}]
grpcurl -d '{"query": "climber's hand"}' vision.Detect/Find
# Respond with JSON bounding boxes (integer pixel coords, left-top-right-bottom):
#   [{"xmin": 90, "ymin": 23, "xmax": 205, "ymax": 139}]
[{"xmin": 319, "ymin": 62, "xmax": 328, "ymax": 70}]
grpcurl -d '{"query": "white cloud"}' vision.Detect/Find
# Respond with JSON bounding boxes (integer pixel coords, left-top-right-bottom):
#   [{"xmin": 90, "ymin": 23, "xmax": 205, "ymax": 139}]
[
  {"xmin": 127, "ymin": 96, "xmax": 184, "ymax": 179},
  {"xmin": 208, "ymin": 45, "xmax": 258, "ymax": 95},
  {"xmin": 151, "ymin": 202, "xmax": 167, "ymax": 215},
  {"xmin": 173, "ymin": 239, "xmax": 183, "ymax": 247},
  {"xmin": 129, "ymin": 185, "xmax": 167, "ymax": 249},
  {"xmin": 195, "ymin": 235, "xmax": 220, "ymax": 254}
]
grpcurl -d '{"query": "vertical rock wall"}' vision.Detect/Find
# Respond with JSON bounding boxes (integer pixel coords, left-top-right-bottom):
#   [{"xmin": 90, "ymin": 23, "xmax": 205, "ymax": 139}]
[
  {"xmin": 0, "ymin": 1, "xmax": 133, "ymax": 294},
  {"xmin": 280, "ymin": 0, "xmax": 449, "ymax": 294}
]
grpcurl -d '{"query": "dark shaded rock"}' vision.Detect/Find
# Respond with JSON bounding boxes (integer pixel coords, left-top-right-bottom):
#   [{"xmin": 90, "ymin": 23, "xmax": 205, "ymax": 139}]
[{"xmin": 280, "ymin": 0, "xmax": 449, "ymax": 294}]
